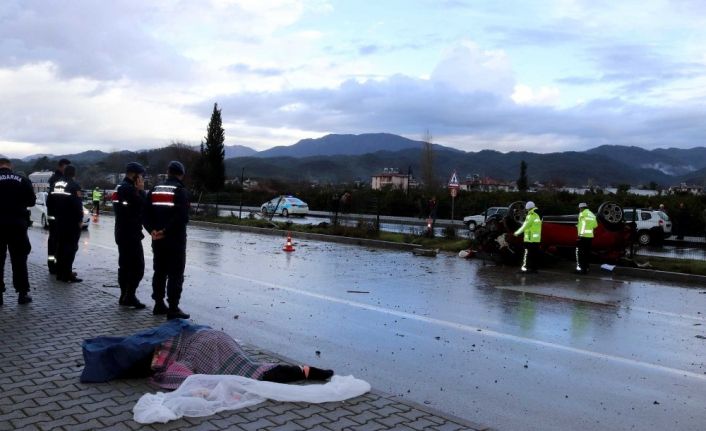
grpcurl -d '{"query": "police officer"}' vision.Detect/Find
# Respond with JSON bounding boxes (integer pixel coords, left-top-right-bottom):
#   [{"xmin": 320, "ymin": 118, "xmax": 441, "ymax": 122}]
[
  {"xmin": 54, "ymin": 165, "xmax": 84, "ymax": 283},
  {"xmin": 92, "ymin": 187, "xmax": 103, "ymax": 216},
  {"xmin": 576, "ymin": 202, "xmax": 597, "ymax": 274},
  {"xmin": 514, "ymin": 201, "xmax": 542, "ymax": 273},
  {"xmin": 113, "ymin": 162, "xmax": 147, "ymax": 309},
  {"xmin": 46, "ymin": 158, "xmax": 71, "ymax": 274},
  {"xmin": 0, "ymin": 158, "xmax": 36, "ymax": 305},
  {"xmin": 144, "ymin": 161, "xmax": 190, "ymax": 320}
]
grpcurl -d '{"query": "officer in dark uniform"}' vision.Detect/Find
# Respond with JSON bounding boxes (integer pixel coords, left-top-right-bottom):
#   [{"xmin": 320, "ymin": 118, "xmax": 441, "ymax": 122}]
[
  {"xmin": 143, "ymin": 161, "xmax": 190, "ymax": 320},
  {"xmin": 0, "ymin": 158, "xmax": 36, "ymax": 305},
  {"xmin": 46, "ymin": 158, "xmax": 71, "ymax": 274},
  {"xmin": 113, "ymin": 162, "xmax": 147, "ymax": 309},
  {"xmin": 54, "ymin": 165, "xmax": 84, "ymax": 283}
]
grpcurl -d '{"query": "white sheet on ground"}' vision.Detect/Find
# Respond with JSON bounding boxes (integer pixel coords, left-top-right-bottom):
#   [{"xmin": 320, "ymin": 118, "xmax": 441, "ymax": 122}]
[{"xmin": 133, "ymin": 374, "xmax": 371, "ymax": 424}]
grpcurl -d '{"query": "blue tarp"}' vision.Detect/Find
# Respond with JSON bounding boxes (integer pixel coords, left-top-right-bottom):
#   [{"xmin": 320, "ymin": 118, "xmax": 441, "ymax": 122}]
[{"xmin": 80, "ymin": 319, "xmax": 208, "ymax": 383}]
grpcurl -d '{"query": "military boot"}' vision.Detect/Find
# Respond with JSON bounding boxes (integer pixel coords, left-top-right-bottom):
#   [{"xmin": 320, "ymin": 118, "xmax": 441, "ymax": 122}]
[
  {"xmin": 166, "ymin": 306, "xmax": 190, "ymax": 320},
  {"xmin": 153, "ymin": 300, "xmax": 168, "ymax": 315},
  {"xmin": 18, "ymin": 292, "xmax": 32, "ymax": 304}
]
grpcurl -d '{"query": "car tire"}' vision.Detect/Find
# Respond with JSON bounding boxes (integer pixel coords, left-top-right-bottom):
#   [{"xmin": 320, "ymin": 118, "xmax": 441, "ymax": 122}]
[
  {"xmin": 466, "ymin": 220, "xmax": 477, "ymax": 231},
  {"xmin": 41, "ymin": 214, "xmax": 48, "ymax": 229},
  {"xmin": 637, "ymin": 230, "xmax": 651, "ymax": 246},
  {"xmin": 504, "ymin": 201, "xmax": 526, "ymax": 231},
  {"xmin": 597, "ymin": 201, "xmax": 624, "ymax": 231},
  {"xmin": 282, "ymin": 208, "xmax": 289, "ymax": 218}
]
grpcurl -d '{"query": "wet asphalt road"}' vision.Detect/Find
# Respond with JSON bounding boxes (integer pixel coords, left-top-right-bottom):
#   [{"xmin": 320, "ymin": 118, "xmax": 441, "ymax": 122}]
[{"xmin": 25, "ymin": 217, "xmax": 706, "ymax": 431}]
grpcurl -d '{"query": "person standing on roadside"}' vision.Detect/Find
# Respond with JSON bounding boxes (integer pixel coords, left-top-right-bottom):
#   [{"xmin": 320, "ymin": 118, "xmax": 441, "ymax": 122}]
[
  {"xmin": 46, "ymin": 158, "xmax": 71, "ymax": 274},
  {"xmin": 92, "ymin": 187, "xmax": 103, "ymax": 216},
  {"xmin": 575, "ymin": 202, "xmax": 597, "ymax": 274},
  {"xmin": 0, "ymin": 158, "xmax": 36, "ymax": 305},
  {"xmin": 514, "ymin": 201, "xmax": 542, "ymax": 273},
  {"xmin": 54, "ymin": 165, "xmax": 84, "ymax": 283},
  {"xmin": 143, "ymin": 161, "xmax": 190, "ymax": 320},
  {"xmin": 113, "ymin": 162, "xmax": 147, "ymax": 309}
]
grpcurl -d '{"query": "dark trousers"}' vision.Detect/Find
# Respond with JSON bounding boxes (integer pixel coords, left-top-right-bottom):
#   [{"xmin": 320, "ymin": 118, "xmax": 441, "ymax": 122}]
[
  {"xmin": 93, "ymin": 201, "xmax": 100, "ymax": 215},
  {"xmin": 576, "ymin": 237, "xmax": 592, "ymax": 272},
  {"xmin": 0, "ymin": 227, "xmax": 31, "ymax": 293},
  {"xmin": 152, "ymin": 239, "xmax": 186, "ymax": 309},
  {"xmin": 47, "ymin": 220, "xmax": 58, "ymax": 273},
  {"xmin": 56, "ymin": 228, "xmax": 80, "ymax": 280},
  {"xmin": 521, "ymin": 242, "xmax": 540, "ymax": 272},
  {"xmin": 118, "ymin": 239, "xmax": 145, "ymax": 297},
  {"xmin": 261, "ymin": 365, "xmax": 305, "ymax": 383}
]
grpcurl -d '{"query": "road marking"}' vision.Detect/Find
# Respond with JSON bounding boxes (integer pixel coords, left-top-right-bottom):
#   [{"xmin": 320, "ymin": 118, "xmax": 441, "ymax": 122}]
[{"xmin": 80, "ymin": 237, "xmax": 706, "ymax": 382}]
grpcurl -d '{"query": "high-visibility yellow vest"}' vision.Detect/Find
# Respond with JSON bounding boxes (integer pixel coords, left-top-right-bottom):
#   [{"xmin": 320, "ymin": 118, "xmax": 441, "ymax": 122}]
[
  {"xmin": 578, "ymin": 208, "xmax": 598, "ymax": 238},
  {"xmin": 92, "ymin": 189, "xmax": 102, "ymax": 201},
  {"xmin": 514, "ymin": 208, "xmax": 542, "ymax": 243}
]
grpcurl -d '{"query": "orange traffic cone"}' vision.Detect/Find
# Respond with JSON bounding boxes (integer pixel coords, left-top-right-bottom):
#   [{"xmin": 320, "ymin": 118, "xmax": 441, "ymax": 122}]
[{"xmin": 282, "ymin": 232, "xmax": 295, "ymax": 252}]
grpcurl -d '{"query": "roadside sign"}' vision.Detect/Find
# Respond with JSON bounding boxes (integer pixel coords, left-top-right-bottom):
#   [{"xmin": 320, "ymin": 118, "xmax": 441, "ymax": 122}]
[
  {"xmin": 448, "ymin": 171, "xmax": 460, "ymax": 189},
  {"xmin": 450, "ymin": 188, "xmax": 457, "ymax": 198}
]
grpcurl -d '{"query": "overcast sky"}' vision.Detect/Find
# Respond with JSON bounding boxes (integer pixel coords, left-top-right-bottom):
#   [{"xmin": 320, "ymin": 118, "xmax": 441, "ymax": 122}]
[{"xmin": 2, "ymin": 0, "xmax": 706, "ymax": 158}]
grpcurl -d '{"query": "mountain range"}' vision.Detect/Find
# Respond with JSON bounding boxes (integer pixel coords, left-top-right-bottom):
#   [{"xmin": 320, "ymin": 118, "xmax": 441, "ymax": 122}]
[{"xmin": 7, "ymin": 133, "xmax": 706, "ymax": 187}]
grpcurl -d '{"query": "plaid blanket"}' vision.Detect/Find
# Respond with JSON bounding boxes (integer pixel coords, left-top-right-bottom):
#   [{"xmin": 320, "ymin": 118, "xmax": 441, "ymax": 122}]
[{"xmin": 150, "ymin": 328, "xmax": 276, "ymax": 390}]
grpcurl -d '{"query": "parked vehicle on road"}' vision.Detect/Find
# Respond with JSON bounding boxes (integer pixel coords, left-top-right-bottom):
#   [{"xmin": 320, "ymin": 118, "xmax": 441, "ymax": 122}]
[
  {"xmin": 463, "ymin": 207, "xmax": 507, "ymax": 230},
  {"xmin": 622, "ymin": 208, "xmax": 672, "ymax": 245},
  {"xmin": 29, "ymin": 191, "xmax": 90, "ymax": 230},
  {"xmin": 261, "ymin": 195, "xmax": 309, "ymax": 217}
]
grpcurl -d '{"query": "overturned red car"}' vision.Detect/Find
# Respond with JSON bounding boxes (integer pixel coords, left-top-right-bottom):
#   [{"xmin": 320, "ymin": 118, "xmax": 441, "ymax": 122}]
[{"xmin": 470, "ymin": 201, "xmax": 632, "ymax": 263}]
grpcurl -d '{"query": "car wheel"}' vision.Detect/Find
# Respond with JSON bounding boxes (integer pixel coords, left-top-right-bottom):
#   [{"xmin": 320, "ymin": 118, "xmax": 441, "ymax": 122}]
[
  {"xmin": 504, "ymin": 201, "xmax": 526, "ymax": 231},
  {"xmin": 41, "ymin": 214, "xmax": 48, "ymax": 229},
  {"xmin": 282, "ymin": 208, "xmax": 289, "ymax": 218},
  {"xmin": 637, "ymin": 230, "xmax": 651, "ymax": 246},
  {"xmin": 466, "ymin": 220, "xmax": 476, "ymax": 231},
  {"xmin": 597, "ymin": 201, "xmax": 623, "ymax": 231},
  {"xmin": 261, "ymin": 207, "xmax": 268, "ymax": 216}
]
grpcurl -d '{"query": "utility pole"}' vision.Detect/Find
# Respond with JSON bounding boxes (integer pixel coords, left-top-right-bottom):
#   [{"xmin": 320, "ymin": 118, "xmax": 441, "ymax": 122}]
[{"xmin": 239, "ymin": 167, "xmax": 245, "ymax": 219}]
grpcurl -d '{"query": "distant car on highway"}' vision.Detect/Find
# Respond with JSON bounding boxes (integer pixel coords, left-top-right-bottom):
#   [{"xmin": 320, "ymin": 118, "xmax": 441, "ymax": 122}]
[
  {"xmin": 463, "ymin": 207, "xmax": 507, "ymax": 230},
  {"xmin": 261, "ymin": 195, "xmax": 309, "ymax": 217},
  {"xmin": 622, "ymin": 208, "xmax": 672, "ymax": 245},
  {"xmin": 30, "ymin": 191, "xmax": 90, "ymax": 230}
]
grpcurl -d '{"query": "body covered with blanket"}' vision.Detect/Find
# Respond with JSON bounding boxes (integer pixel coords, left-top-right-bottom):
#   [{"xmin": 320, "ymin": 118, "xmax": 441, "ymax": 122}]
[{"xmin": 81, "ymin": 320, "xmax": 333, "ymax": 386}]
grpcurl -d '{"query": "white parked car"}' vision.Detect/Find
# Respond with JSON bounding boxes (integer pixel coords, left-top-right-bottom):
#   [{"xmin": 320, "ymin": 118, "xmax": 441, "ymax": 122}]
[
  {"xmin": 261, "ymin": 195, "xmax": 309, "ymax": 217},
  {"xmin": 30, "ymin": 191, "xmax": 90, "ymax": 230},
  {"xmin": 463, "ymin": 206, "xmax": 508, "ymax": 230},
  {"xmin": 622, "ymin": 208, "xmax": 671, "ymax": 245}
]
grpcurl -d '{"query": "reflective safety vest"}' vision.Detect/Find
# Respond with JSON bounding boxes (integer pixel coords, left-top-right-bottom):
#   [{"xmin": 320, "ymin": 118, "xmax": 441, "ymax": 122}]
[
  {"xmin": 92, "ymin": 189, "xmax": 102, "ymax": 201},
  {"xmin": 150, "ymin": 185, "xmax": 177, "ymax": 207},
  {"xmin": 514, "ymin": 208, "xmax": 542, "ymax": 243},
  {"xmin": 578, "ymin": 208, "xmax": 598, "ymax": 238}
]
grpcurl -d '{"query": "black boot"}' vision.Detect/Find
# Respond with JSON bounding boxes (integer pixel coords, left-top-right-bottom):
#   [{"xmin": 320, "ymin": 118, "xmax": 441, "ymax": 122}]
[
  {"xmin": 18, "ymin": 292, "xmax": 32, "ymax": 305},
  {"xmin": 153, "ymin": 300, "xmax": 168, "ymax": 315},
  {"xmin": 124, "ymin": 290, "xmax": 146, "ymax": 309},
  {"xmin": 118, "ymin": 287, "xmax": 127, "ymax": 306},
  {"xmin": 167, "ymin": 307, "xmax": 190, "ymax": 320}
]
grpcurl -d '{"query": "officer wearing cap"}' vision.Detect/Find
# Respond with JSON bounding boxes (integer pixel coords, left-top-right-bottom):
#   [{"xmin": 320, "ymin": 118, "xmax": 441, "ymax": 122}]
[
  {"xmin": 0, "ymin": 158, "xmax": 36, "ymax": 305},
  {"xmin": 46, "ymin": 158, "xmax": 71, "ymax": 274},
  {"xmin": 113, "ymin": 162, "xmax": 147, "ymax": 309},
  {"xmin": 54, "ymin": 165, "xmax": 84, "ymax": 283},
  {"xmin": 514, "ymin": 201, "xmax": 542, "ymax": 273},
  {"xmin": 576, "ymin": 202, "xmax": 597, "ymax": 274},
  {"xmin": 143, "ymin": 161, "xmax": 190, "ymax": 320}
]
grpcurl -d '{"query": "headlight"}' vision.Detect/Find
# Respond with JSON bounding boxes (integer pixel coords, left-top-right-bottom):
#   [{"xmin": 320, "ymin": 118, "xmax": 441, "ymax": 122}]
[{"xmin": 83, "ymin": 208, "xmax": 90, "ymax": 215}]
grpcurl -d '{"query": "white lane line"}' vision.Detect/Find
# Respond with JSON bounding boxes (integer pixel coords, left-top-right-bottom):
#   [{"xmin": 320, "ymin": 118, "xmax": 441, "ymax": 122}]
[{"xmin": 85, "ymin": 240, "xmax": 706, "ymax": 382}]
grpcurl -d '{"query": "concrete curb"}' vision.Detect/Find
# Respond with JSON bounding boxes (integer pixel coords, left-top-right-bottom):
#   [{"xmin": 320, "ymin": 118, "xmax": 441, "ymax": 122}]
[
  {"xmin": 612, "ymin": 266, "xmax": 706, "ymax": 285},
  {"xmin": 190, "ymin": 220, "xmax": 423, "ymax": 251}
]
